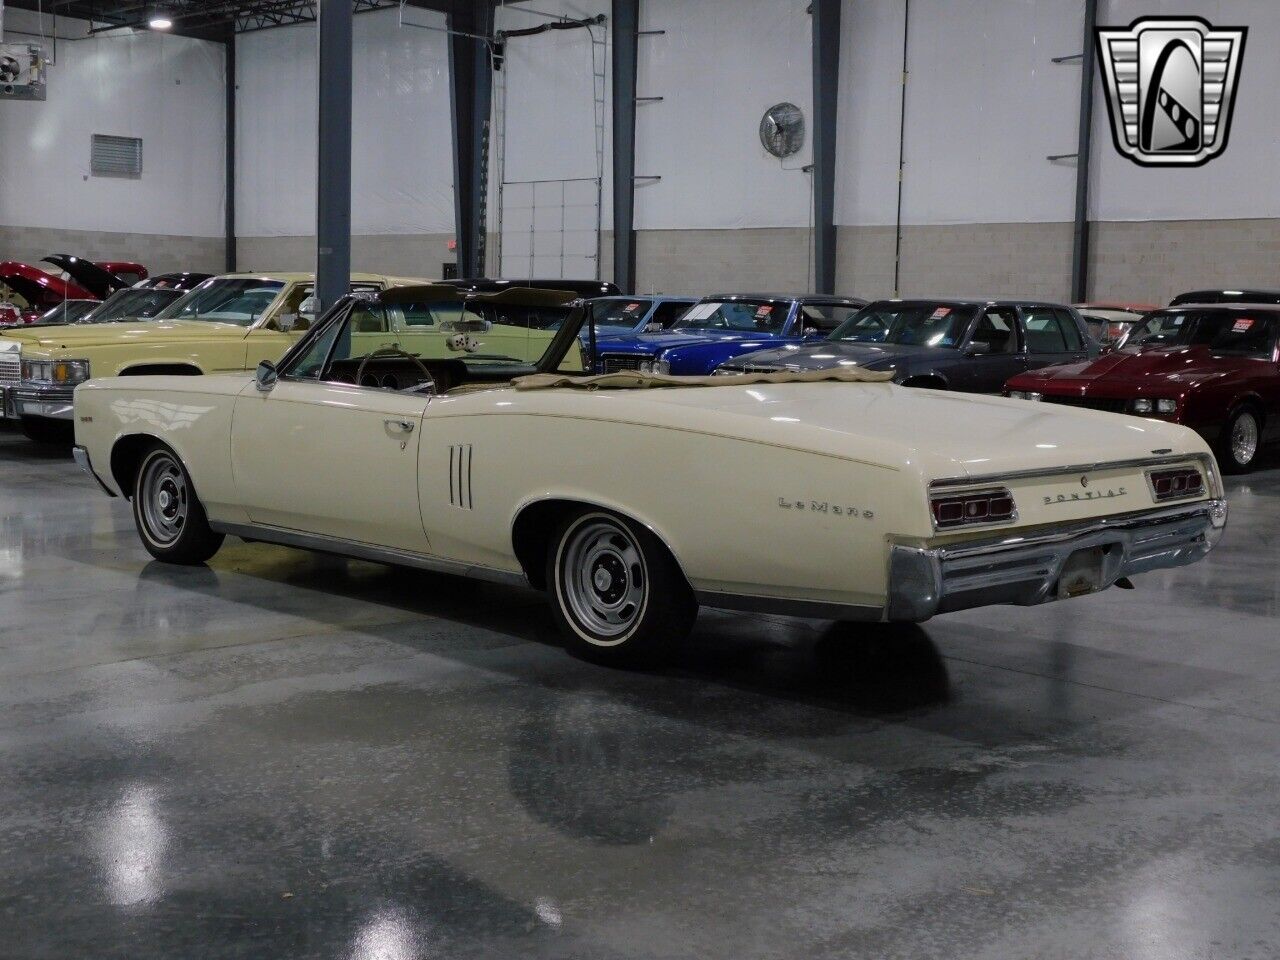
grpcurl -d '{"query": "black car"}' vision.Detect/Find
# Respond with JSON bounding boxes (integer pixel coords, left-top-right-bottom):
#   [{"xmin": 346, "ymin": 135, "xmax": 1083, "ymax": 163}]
[
  {"xmin": 1169, "ymin": 289, "xmax": 1280, "ymax": 306},
  {"xmin": 441, "ymin": 277, "xmax": 622, "ymax": 298},
  {"xmin": 137, "ymin": 271, "xmax": 213, "ymax": 291},
  {"xmin": 714, "ymin": 298, "xmax": 1099, "ymax": 393}
]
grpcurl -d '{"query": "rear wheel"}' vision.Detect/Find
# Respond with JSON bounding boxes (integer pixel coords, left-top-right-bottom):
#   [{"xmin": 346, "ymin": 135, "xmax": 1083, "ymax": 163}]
[
  {"xmin": 547, "ymin": 509, "xmax": 697, "ymax": 668},
  {"xmin": 20, "ymin": 416, "xmax": 72, "ymax": 446},
  {"xmin": 1217, "ymin": 405, "xmax": 1261, "ymax": 474},
  {"xmin": 132, "ymin": 443, "xmax": 224, "ymax": 564}
]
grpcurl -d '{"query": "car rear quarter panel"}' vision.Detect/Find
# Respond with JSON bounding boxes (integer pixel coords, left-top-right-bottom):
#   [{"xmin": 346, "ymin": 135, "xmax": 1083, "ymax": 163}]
[{"xmin": 418, "ymin": 401, "xmax": 911, "ymax": 609}]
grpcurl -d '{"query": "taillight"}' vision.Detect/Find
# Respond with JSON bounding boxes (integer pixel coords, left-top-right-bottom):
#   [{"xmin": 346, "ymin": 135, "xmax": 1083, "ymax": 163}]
[
  {"xmin": 1147, "ymin": 467, "xmax": 1204, "ymax": 502},
  {"xmin": 931, "ymin": 487, "xmax": 1016, "ymax": 529}
]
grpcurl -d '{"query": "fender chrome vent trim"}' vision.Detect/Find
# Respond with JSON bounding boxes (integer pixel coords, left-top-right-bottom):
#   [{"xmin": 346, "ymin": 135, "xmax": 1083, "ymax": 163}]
[{"xmin": 449, "ymin": 444, "xmax": 473, "ymax": 509}]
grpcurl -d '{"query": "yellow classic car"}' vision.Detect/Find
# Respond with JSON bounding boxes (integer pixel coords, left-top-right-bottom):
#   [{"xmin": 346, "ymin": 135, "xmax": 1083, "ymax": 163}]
[{"xmin": 0, "ymin": 271, "xmax": 425, "ymax": 443}]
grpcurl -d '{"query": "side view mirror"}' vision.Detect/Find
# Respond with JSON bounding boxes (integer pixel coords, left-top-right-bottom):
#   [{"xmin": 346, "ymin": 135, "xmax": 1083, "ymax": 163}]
[
  {"xmin": 963, "ymin": 341, "xmax": 991, "ymax": 356},
  {"xmin": 255, "ymin": 360, "xmax": 278, "ymax": 392}
]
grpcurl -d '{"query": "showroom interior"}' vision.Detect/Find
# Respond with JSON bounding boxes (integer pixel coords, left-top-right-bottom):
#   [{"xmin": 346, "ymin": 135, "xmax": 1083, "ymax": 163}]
[{"xmin": 1, "ymin": 0, "xmax": 1278, "ymax": 957}]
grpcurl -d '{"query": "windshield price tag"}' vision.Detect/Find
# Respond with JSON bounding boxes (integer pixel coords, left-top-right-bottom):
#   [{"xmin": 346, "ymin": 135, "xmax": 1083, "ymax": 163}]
[
  {"xmin": 755, "ymin": 305, "xmax": 774, "ymax": 318},
  {"xmin": 1233, "ymin": 317, "xmax": 1255, "ymax": 332},
  {"xmin": 623, "ymin": 302, "xmax": 641, "ymax": 312},
  {"xmin": 930, "ymin": 307, "xmax": 952, "ymax": 319},
  {"xmin": 682, "ymin": 303, "xmax": 718, "ymax": 322}
]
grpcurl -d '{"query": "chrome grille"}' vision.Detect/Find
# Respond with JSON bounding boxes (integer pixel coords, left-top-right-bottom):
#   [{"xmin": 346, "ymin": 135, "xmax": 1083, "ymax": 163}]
[
  {"xmin": 600, "ymin": 354, "xmax": 646, "ymax": 374},
  {"xmin": 0, "ymin": 354, "xmax": 19, "ymax": 386}
]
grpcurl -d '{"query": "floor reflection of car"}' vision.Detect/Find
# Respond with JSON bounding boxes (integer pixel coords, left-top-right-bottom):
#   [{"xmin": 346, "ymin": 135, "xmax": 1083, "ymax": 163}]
[
  {"xmin": 715, "ymin": 299, "xmax": 1098, "ymax": 394},
  {"xmin": 74, "ymin": 284, "xmax": 1226, "ymax": 668},
  {"xmin": 1006, "ymin": 301, "xmax": 1280, "ymax": 473},
  {"xmin": 1075, "ymin": 302, "xmax": 1155, "ymax": 347}
]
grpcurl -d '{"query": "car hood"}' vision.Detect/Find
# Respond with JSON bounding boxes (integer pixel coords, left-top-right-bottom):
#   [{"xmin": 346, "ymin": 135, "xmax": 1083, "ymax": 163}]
[
  {"xmin": 0, "ymin": 318, "xmax": 247, "ymax": 349},
  {"xmin": 1017, "ymin": 346, "xmax": 1257, "ymax": 389},
  {"xmin": 596, "ymin": 330, "xmax": 776, "ymax": 354},
  {"xmin": 728, "ymin": 340, "xmax": 950, "ymax": 370}
]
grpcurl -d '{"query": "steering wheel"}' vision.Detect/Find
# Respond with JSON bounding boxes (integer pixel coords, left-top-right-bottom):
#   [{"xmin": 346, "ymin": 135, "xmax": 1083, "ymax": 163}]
[{"xmin": 354, "ymin": 347, "xmax": 436, "ymax": 394}]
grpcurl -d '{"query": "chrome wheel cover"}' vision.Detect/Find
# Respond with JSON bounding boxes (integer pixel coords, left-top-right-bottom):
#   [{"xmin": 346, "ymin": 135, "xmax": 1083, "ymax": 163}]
[
  {"xmin": 559, "ymin": 517, "xmax": 647, "ymax": 644},
  {"xmin": 1231, "ymin": 411, "xmax": 1259, "ymax": 466},
  {"xmin": 139, "ymin": 453, "xmax": 188, "ymax": 545}
]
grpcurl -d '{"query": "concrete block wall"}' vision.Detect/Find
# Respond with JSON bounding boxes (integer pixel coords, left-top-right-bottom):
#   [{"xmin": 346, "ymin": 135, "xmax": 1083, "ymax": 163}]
[
  {"xmin": 633, "ymin": 228, "xmax": 814, "ymax": 296},
  {"xmin": 0, "ymin": 225, "xmax": 224, "ymax": 276},
  {"xmin": 236, "ymin": 234, "xmax": 455, "ymax": 279}
]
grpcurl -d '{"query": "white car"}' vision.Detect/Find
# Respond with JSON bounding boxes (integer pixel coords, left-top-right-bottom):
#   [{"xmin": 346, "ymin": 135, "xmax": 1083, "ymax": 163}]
[{"xmin": 72, "ymin": 285, "xmax": 1228, "ymax": 667}]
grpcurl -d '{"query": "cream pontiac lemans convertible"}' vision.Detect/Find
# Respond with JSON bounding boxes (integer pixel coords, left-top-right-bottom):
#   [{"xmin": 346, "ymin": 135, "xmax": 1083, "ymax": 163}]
[{"xmin": 72, "ymin": 285, "xmax": 1228, "ymax": 666}]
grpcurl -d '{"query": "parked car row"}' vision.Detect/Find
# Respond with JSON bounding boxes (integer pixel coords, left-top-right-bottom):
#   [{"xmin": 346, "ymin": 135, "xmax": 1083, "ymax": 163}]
[{"xmin": 64, "ymin": 282, "xmax": 1227, "ymax": 667}]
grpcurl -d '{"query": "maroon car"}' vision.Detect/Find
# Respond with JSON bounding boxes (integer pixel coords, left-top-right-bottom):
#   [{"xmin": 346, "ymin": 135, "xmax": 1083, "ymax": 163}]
[
  {"xmin": 1005, "ymin": 302, "xmax": 1280, "ymax": 473},
  {"xmin": 0, "ymin": 261, "xmax": 97, "ymax": 325}
]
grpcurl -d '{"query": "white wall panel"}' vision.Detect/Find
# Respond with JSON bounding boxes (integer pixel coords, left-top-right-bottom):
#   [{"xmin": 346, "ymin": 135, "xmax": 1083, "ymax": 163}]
[
  {"xmin": 236, "ymin": 7, "xmax": 453, "ymax": 238},
  {"xmin": 1092, "ymin": 0, "xmax": 1280, "ymax": 222},
  {"xmin": 838, "ymin": 0, "xmax": 1082, "ymax": 226},
  {"xmin": 0, "ymin": 11, "xmax": 225, "ymax": 237},
  {"xmin": 632, "ymin": 0, "xmax": 814, "ymax": 230}
]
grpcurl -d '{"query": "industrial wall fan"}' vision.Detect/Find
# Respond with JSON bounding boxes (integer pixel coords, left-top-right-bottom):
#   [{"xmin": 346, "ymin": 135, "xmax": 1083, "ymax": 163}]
[{"xmin": 759, "ymin": 102, "xmax": 805, "ymax": 159}]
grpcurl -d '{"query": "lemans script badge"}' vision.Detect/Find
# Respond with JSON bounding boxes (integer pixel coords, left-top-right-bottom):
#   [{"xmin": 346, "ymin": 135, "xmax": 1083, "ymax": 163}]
[{"xmin": 1095, "ymin": 16, "xmax": 1247, "ymax": 168}]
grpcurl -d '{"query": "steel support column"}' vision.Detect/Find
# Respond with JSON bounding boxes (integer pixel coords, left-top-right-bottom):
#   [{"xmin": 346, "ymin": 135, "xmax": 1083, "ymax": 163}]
[
  {"xmin": 449, "ymin": 0, "xmax": 494, "ymax": 279},
  {"xmin": 315, "ymin": 0, "xmax": 353, "ymax": 310},
  {"xmin": 611, "ymin": 0, "xmax": 638, "ymax": 292},
  {"xmin": 224, "ymin": 25, "xmax": 237, "ymax": 273},
  {"xmin": 811, "ymin": 0, "xmax": 841, "ymax": 294},
  {"xmin": 1070, "ymin": 0, "xmax": 1098, "ymax": 302}
]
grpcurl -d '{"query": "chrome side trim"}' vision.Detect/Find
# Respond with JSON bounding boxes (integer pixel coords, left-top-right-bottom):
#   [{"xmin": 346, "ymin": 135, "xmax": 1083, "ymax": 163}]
[
  {"xmin": 888, "ymin": 500, "xmax": 1226, "ymax": 622},
  {"xmin": 930, "ymin": 453, "xmax": 1221, "ymax": 495},
  {"xmin": 208, "ymin": 521, "xmax": 530, "ymax": 588},
  {"xmin": 72, "ymin": 443, "xmax": 117, "ymax": 497},
  {"xmin": 694, "ymin": 589, "xmax": 884, "ymax": 622}
]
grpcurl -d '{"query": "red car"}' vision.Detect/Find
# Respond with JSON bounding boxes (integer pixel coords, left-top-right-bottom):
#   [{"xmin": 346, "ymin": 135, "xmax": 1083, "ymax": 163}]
[
  {"xmin": 0, "ymin": 261, "xmax": 97, "ymax": 325},
  {"xmin": 1006, "ymin": 301, "xmax": 1280, "ymax": 473}
]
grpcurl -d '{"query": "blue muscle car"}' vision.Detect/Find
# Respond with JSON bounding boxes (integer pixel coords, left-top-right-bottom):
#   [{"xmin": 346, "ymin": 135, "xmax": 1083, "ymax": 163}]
[{"xmin": 593, "ymin": 293, "xmax": 866, "ymax": 375}]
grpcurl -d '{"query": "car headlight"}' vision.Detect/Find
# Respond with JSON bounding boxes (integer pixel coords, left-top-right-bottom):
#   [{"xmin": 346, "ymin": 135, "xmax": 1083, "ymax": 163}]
[
  {"xmin": 1027, "ymin": 391, "xmax": 1043, "ymax": 402},
  {"xmin": 1008, "ymin": 390, "xmax": 1026, "ymax": 399},
  {"xmin": 1155, "ymin": 398, "xmax": 1178, "ymax": 414},
  {"xmin": 1132, "ymin": 398, "xmax": 1153, "ymax": 414},
  {"xmin": 22, "ymin": 358, "xmax": 90, "ymax": 385},
  {"xmin": 653, "ymin": 359, "xmax": 671, "ymax": 375}
]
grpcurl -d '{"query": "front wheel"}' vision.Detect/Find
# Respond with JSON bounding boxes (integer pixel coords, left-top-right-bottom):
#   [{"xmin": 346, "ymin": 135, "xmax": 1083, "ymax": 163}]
[
  {"xmin": 547, "ymin": 509, "xmax": 697, "ymax": 668},
  {"xmin": 1217, "ymin": 406, "xmax": 1262, "ymax": 474},
  {"xmin": 132, "ymin": 444, "xmax": 225, "ymax": 564}
]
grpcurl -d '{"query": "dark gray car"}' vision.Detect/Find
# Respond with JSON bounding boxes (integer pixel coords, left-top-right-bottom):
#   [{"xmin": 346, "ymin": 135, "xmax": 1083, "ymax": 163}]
[{"xmin": 713, "ymin": 298, "xmax": 1099, "ymax": 393}]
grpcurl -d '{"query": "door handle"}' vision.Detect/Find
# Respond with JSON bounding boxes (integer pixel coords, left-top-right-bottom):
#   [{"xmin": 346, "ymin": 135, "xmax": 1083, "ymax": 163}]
[{"xmin": 384, "ymin": 418, "xmax": 415, "ymax": 433}]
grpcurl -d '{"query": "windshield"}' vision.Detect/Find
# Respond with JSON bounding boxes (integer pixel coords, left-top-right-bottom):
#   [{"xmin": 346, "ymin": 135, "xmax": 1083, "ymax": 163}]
[
  {"xmin": 590, "ymin": 299, "xmax": 650, "ymax": 332},
  {"xmin": 80, "ymin": 287, "xmax": 184, "ymax": 324},
  {"xmin": 154, "ymin": 277, "xmax": 285, "ymax": 326},
  {"xmin": 1125, "ymin": 309, "xmax": 1279, "ymax": 357},
  {"xmin": 831, "ymin": 301, "xmax": 974, "ymax": 346},
  {"xmin": 37, "ymin": 301, "xmax": 97, "ymax": 324},
  {"xmin": 674, "ymin": 300, "xmax": 789, "ymax": 334}
]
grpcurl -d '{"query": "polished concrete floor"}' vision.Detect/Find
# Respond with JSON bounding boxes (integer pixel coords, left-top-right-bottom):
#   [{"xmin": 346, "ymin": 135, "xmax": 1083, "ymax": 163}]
[{"xmin": 1, "ymin": 425, "xmax": 1278, "ymax": 960}]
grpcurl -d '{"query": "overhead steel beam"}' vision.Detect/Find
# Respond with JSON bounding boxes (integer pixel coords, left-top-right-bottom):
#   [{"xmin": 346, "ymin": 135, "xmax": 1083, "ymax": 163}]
[
  {"xmin": 224, "ymin": 24, "xmax": 237, "ymax": 272},
  {"xmin": 1070, "ymin": 0, "xmax": 1098, "ymax": 303},
  {"xmin": 611, "ymin": 0, "xmax": 638, "ymax": 292},
  {"xmin": 448, "ymin": 0, "xmax": 494, "ymax": 278},
  {"xmin": 811, "ymin": 0, "xmax": 840, "ymax": 294},
  {"xmin": 314, "ymin": 0, "xmax": 353, "ymax": 309}
]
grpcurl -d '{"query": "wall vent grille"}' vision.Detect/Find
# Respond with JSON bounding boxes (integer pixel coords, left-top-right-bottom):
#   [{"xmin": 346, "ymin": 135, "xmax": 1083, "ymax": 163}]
[{"xmin": 91, "ymin": 134, "xmax": 143, "ymax": 178}]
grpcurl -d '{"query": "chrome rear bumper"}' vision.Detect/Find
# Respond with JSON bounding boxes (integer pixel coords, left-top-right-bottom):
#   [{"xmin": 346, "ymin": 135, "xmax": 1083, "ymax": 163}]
[{"xmin": 887, "ymin": 499, "xmax": 1227, "ymax": 621}]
